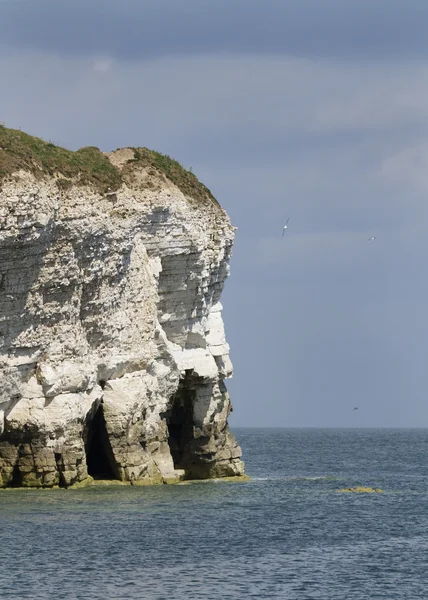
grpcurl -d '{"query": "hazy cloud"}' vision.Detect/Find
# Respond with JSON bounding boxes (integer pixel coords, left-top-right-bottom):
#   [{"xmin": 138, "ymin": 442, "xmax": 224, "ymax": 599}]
[
  {"xmin": 380, "ymin": 143, "xmax": 428, "ymax": 192},
  {"xmin": 92, "ymin": 58, "xmax": 114, "ymax": 73}
]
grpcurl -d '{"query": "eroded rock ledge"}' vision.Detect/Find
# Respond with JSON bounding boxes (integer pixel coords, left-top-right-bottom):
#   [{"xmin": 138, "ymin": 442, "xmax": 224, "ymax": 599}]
[{"xmin": 0, "ymin": 129, "xmax": 244, "ymax": 487}]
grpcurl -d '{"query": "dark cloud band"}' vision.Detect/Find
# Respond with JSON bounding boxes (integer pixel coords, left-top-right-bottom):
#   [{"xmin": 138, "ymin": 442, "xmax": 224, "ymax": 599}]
[{"xmin": 2, "ymin": 0, "xmax": 428, "ymax": 60}]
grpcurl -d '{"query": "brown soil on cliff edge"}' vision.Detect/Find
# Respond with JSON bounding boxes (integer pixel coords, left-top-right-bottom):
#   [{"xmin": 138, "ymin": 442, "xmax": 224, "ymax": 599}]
[{"xmin": 0, "ymin": 124, "xmax": 216, "ymax": 205}]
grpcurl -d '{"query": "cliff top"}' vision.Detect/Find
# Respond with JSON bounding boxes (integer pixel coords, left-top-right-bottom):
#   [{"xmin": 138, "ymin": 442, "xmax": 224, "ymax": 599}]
[{"xmin": 0, "ymin": 123, "xmax": 216, "ymax": 204}]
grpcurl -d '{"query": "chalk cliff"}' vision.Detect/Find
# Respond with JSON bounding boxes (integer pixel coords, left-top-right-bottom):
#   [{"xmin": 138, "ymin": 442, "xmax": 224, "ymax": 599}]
[{"xmin": 0, "ymin": 127, "xmax": 244, "ymax": 487}]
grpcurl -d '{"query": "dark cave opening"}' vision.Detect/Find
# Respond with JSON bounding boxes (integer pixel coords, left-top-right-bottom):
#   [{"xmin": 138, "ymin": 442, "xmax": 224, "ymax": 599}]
[
  {"xmin": 85, "ymin": 404, "xmax": 118, "ymax": 480},
  {"xmin": 166, "ymin": 375, "xmax": 196, "ymax": 471},
  {"xmin": 10, "ymin": 461, "xmax": 22, "ymax": 488},
  {"xmin": 54, "ymin": 452, "xmax": 66, "ymax": 487}
]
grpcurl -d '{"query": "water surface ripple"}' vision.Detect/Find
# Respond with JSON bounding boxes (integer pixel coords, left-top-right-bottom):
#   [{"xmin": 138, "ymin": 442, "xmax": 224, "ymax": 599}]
[{"xmin": 1, "ymin": 428, "xmax": 427, "ymax": 599}]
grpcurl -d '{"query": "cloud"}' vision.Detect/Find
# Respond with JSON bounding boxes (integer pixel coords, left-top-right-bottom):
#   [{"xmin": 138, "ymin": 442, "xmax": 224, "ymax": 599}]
[
  {"xmin": 2, "ymin": 52, "xmax": 428, "ymax": 149},
  {"xmin": 2, "ymin": 0, "xmax": 428, "ymax": 61},
  {"xmin": 380, "ymin": 142, "xmax": 428, "ymax": 191},
  {"xmin": 92, "ymin": 58, "xmax": 114, "ymax": 73}
]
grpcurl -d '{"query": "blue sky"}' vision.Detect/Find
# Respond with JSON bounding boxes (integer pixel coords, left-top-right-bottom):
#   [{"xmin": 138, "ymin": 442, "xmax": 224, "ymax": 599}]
[{"xmin": 2, "ymin": 0, "xmax": 428, "ymax": 426}]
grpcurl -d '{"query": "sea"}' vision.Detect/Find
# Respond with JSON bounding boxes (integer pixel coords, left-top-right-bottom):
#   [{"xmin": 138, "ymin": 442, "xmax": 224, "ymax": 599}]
[{"xmin": 1, "ymin": 428, "xmax": 427, "ymax": 599}]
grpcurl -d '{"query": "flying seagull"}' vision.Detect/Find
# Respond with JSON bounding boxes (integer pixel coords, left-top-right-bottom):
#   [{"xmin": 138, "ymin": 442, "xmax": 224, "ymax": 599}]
[
  {"xmin": 353, "ymin": 407, "xmax": 359, "ymax": 411},
  {"xmin": 282, "ymin": 218, "xmax": 291, "ymax": 236},
  {"xmin": 368, "ymin": 237, "xmax": 376, "ymax": 241}
]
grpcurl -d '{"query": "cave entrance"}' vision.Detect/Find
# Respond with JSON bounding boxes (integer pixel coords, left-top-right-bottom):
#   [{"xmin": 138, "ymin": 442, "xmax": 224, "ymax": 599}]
[
  {"xmin": 85, "ymin": 404, "xmax": 118, "ymax": 480},
  {"xmin": 10, "ymin": 461, "xmax": 22, "ymax": 488},
  {"xmin": 166, "ymin": 375, "xmax": 196, "ymax": 471}
]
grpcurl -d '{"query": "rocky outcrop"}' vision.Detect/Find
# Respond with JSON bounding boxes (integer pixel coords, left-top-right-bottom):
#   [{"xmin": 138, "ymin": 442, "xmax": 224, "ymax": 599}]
[{"xmin": 0, "ymin": 131, "xmax": 244, "ymax": 487}]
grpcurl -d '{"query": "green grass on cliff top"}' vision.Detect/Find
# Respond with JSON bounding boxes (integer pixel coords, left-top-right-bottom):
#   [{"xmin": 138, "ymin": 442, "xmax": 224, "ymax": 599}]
[
  {"xmin": 124, "ymin": 146, "xmax": 217, "ymax": 205},
  {"xmin": 0, "ymin": 124, "xmax": 216, "ymax": 203}
]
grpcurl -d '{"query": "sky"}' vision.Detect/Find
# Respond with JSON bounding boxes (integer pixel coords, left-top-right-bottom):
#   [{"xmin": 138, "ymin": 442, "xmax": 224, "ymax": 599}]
[{"xmin": 2, "ymin": 0, "xmax": 428, "ymax": 427}]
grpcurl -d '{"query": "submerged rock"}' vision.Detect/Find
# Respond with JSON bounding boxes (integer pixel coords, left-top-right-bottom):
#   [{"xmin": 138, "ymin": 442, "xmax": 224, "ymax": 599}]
[
  {"xmin": 0, "ymin": 126, "xmax": 244, "ymax": 487},
  {"xmin": 336, "ymin": 487, "xmax": 384, "ymax": 493}
]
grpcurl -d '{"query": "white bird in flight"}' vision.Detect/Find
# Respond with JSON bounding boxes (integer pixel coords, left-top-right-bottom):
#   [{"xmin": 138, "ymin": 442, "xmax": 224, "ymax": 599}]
[
  {"xmin": 282, "ymin": 218, "xmax": 291, "ymax": 236},
  {"xmin": 368, "ymin": 237, "xmax": 376, "ymax": 241}
]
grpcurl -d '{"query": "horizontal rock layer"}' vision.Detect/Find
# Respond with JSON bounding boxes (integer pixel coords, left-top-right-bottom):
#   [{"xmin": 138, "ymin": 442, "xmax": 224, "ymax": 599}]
[{"xmin": 0, "ymin": 145, "xmax": 244, "ymax": 487}]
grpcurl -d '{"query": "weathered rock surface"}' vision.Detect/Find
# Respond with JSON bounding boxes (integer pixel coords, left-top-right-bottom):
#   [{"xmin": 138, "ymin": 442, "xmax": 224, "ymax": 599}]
[{"xmin": 0, "ymin": 137, "xmax": 244, "ymax": 487}]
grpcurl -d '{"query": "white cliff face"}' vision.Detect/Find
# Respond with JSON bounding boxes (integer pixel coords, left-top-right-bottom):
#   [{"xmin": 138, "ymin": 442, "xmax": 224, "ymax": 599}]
[{"xmin": 0, "ymin": 151, "xmax": 244, "ymax": 487}]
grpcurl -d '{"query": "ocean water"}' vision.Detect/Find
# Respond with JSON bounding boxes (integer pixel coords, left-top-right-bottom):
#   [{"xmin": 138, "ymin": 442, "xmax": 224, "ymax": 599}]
[{"xmin": 1, "ymin": 428, "xmax": 428, "ymax": 599}]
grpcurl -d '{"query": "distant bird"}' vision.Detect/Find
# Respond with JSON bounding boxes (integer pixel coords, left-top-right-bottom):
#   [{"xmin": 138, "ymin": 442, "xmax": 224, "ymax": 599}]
[
  {"xmin": 368, "ymin": 237, "xmax": 376, "ymax": 241},
  {"xmin": 282, "ymin": 218, "xmax": 291, "ymax": 236},
  {"xmin": 353, "ymin": 407, "xmax": 359, "ymax": 411},
  {"xmin": 6, "ymin": 294, "xmax": 14, "ymax": 300}
]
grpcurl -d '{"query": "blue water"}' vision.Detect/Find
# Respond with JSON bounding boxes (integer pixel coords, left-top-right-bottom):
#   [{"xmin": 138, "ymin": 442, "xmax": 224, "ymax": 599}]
[{"xmin": 1, "ymin": 428, "xmax": 428, "ymax": 599}]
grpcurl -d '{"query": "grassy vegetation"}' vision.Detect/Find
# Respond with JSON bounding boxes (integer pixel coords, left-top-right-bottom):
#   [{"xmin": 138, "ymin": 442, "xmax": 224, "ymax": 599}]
[
  {"xmin": 0, "ymin": 124, "xmax": 122, "ymax": 193},
  {"xmin": 125, "ymin": 147, "xmax": 218, "ymax": 205},
  {"xmin": 0, "ymin": 124, "xmax": 217, "ymax": 205}
]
